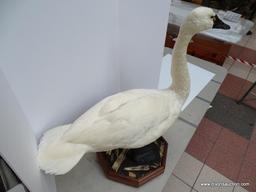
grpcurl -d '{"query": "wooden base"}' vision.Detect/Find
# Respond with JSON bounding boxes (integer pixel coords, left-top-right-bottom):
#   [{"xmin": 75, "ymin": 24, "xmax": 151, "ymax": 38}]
[{"xmin": 97, "ymin": 137, "xmax": 168, "ymax": 187}]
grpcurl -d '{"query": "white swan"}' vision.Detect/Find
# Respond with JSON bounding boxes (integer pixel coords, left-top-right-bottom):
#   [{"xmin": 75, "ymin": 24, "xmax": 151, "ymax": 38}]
[{"xmin": 38, "ymin": 7, "xmax": 230, "ymax": 175}]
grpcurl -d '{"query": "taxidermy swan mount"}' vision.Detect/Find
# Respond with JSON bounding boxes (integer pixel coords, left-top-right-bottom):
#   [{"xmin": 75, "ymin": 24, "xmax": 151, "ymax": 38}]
[{"xmin": 38, "ymin": 7, "xmax": 230, "ymax": 175}]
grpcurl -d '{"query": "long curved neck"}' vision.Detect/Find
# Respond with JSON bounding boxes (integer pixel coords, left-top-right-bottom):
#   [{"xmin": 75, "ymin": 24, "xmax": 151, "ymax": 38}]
[{"xmin": 170, "ymin": 26, "xmax": 193, "ymax": 100}]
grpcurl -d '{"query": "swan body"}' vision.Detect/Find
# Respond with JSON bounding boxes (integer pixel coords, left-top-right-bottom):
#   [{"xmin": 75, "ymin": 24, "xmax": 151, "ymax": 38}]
[
  {"xmin": 62, "ymin": 89, "xmax": 182, "ymax": 149},
  {"xmin": 38, "ymin": 7, "xmax": 229, "ymax": 175}
]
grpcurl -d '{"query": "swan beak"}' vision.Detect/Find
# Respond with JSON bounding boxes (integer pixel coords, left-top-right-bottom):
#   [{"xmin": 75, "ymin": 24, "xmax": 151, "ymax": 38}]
[{"xmin": 212, "ymin": 15, "xmax": 230, "ymax": 30}]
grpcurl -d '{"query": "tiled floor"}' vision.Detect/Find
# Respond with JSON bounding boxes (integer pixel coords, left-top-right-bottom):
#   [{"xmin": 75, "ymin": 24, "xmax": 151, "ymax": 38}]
[
  {"xmin": 205, "ymin": 93, "xmax": 256, "ymax": 139},
  {"xmin": 186, "ymin": 118, "xmax": 221, "ymax": 163},
  {"xmin": 162, "ymin": 174, "xmax": 191, "ymax": 192},
  {"xmin": 229, "ymin": 61, "xmax": 251, "ymax": 80},
  {"xmin": 163, "ymin": 27, "xmax": 256, "ymax": 192},
  {"xmin": 194, "ymin": 165, "xmax": 234, "ymax": 192},
  {"xmin": 163, "ymin": 79, "xmax": 256, "ymax": 191},
  {"xmin": 188, "ymin": 75, "xmax": 255, "ymax": 191},
  {"xmin": 205, "ymin": 128, "xmax": 248, "ymax": 181},
  {"xmin": 173, "ymin": 97, "xmax": 255, "ymax": 190},
  {"xmin": 172, "ymin": 153, "xmax": 203, "ymax": 186},
  {"xmin": 220, "ymin": 74, "xmax": 256, "ymax": 110}
]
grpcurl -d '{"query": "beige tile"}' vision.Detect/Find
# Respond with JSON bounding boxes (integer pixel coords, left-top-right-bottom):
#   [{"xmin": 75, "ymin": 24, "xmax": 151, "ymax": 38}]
[
  {"xmin": 222, "ymin": 58, "xmax": 234, "ymax": 71},
  {"xmin": 251, "ymin": 24, "xmax": 256, "ymax": 33},
  {"xmin": 245, "ymin": 38, "xmax": 256, "ymax": 51},
  {"xmin": 194, "ymin": 165, "xmax": 234, "ymax": 192},
  {"xmin": 162, "ymin": 174, "xmax": 191, "ymax": 192},
  {"xmin": 247, "ymin": 68, "xmax": 256, "ymax": 82},
  {"xmin": 237, "ymin": 36, "xmax": 250, "ymax": 46},
  {"xmin": 180, "ymin": 98, "xmax": 210, "ymax": 126},
  {"xmin": 248, "ymin": 28, "xmax": 256, "ymax": 38},
  {"xmin": 251, "ymin": 33, "xmax": 256, "ymax": 39},
  {"xmin": 229, "ymin": 61, "xmax": 251, "ymax": 79},
  {"xmin": 233, "ymin": 186, "xmax": 248, "ymax": 192},
  {"xmin": 198, "ymin": 81, "xmax": 220, "ymax": 102},
  {"xmin": 173, "ymin": 152, "xmax": 203, "ymax": 186},
  {"xmin": 163, "ymin": 119, "xmax": 196, "ymax": 173}
]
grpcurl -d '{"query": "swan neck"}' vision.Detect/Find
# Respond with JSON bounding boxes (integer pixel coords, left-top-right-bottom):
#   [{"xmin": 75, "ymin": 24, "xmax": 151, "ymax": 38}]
[{"xmin": 170, "ymin": 27, "xmax": 193, "ymax": 100}]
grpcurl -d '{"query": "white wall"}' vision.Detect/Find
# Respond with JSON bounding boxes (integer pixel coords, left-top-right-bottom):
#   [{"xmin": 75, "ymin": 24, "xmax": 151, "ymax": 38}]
[
  {"xmin": 119, "ymin": 0, "xmax": 171, "ymax": 90},
  {"xmin": 0, "ymin": 0, "xmax": 119, "ymax": 191},
  {"xmin": 0, "ymin": 0, "xmax": 120, "ymax": 139},
  {"xmin": 0, "ymin": 69, "xmax": 56, "ymax": 192}
]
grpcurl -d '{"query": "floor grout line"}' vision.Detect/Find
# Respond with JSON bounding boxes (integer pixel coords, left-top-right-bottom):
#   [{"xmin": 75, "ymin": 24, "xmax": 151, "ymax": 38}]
[
  {"xmin": 190, "ymin": 118, "xmax": 227, "ymax": 190},
  {"xmin": 190, "ymin": 186, "xmax": 199, "ymax": 192},
  {"xmin": 244, "ymin": 35, "xmax": 256, "ymax": 51},
  {"xmin": 236, "ymin": 75, "xmax": 253, "ymax": 101},
  {"xmin": 227, "ymin": 58, "xmax": 235, "ymax": 71},
  {"xmin": 229, "ymin": 63, "xmax": 251, "ymax": 80},
  {"xmin": 246, "ymin": 66, "xmax": 254, "ymax": 80},
  {"xmin": 172, "ymin": 173, "xmax": 194, "ymax": 190},
  {"xmin": 190, "ymin": 163, "xmax": 205, "ymax": 191},
  {"xmin": 211, "ymin": 79, "xmax": 221, "ymax": 84},
  {"xmin": 196, "ymin": 96, "xmax": 211, "ymax": 104},
  {"xmin": 178, "ymin": 117, "xmax": 198, "ymax": 128},
  {"xmin": 242, "ymin": 36, "xmax": 251, "ymax": 50},
  {"xmin": 232, "ymin": 138, "xmax": 251, "ymax": 192}
]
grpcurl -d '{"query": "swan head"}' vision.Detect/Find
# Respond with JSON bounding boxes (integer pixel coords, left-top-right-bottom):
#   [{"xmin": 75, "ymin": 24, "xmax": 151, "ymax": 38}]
[{"xmin": 184, "ymin": 7, "xmax": 230, "ymax": 34}]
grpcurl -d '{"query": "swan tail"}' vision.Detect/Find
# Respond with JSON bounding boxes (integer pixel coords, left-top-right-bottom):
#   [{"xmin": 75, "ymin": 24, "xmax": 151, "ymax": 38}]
[{"xmin": 37, "ymin": 124, "xmax": 91, "ymax": 175}]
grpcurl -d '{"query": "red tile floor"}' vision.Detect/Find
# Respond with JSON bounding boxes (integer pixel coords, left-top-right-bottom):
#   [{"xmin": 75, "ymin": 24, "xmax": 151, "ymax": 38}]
[
  {"xmin": 185, "ymin": 74, "xmax": 256, "ymax": 192},
  {"xmin": 163, "ymin": 74, "xmax": 256, "ymax": 192},
  {"xmin": 219, "ymin": 74, "xmax": 256, "ymax": 109}
]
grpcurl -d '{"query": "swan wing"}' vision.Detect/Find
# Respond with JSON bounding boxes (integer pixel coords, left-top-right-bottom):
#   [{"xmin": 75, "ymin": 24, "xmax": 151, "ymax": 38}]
[
  {"xmin": 62, "ymin": 90, "xmax": 174, "ymax": 149},
  {"xmin": 61, "ymin": 89, "xmax": 154, "ymax": 141},
  {"xmin": 99, "ymin": 89, "xmax": 156, "ymax": 115}
]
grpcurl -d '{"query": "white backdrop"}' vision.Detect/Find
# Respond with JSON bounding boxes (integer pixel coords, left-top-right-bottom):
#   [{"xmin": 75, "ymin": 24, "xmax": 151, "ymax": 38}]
[
  {"xmin": 0, "ymin": 0, "xmax": 120, "ymax": 139},
  {"xmin": 119, "ymin": 0, "xmax": 171, "ymax": 90}
]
